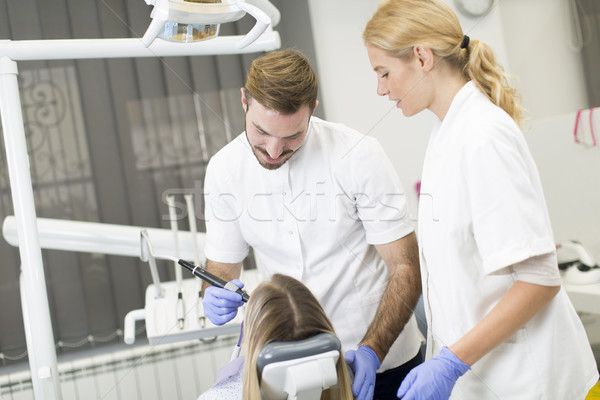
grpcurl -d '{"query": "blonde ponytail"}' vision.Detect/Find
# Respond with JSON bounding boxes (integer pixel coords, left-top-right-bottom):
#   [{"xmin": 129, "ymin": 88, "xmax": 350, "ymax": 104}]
[{"xmin": 465, "ymin": 40, "xmax": 523, "ymax": 126}]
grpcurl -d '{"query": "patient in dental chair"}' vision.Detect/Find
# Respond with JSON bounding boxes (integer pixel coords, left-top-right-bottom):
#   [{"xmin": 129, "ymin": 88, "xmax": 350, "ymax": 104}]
[{"xmin": 197, "ymin": 274, "xmax": 353, "ymax": 400}]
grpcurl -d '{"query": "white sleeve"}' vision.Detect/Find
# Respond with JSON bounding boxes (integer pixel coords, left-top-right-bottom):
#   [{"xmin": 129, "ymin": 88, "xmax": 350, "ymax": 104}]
[
  {"xmin": 203, "ymin": 158, "xmax": 250, "ymax": 263},
  {"xmin": 465, "ymin": 128, "xmax": 556, "ymax": 275},
  {"xmin": 343, "ymin": 137, "xmax": 414, "ymax": 245},
  {"xmin": 512, "ymin": 252, "xmax": 562, "ymax": 286}
]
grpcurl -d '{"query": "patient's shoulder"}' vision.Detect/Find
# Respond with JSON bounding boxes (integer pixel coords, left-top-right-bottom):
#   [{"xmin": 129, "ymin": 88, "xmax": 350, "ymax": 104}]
[
  {"xmin": 197, "ymin": 376, "xmax": 242, "ymax": 400},
  {"xmin": 197, "ymin": 357, "xmax": 244, "ymax": 400}
]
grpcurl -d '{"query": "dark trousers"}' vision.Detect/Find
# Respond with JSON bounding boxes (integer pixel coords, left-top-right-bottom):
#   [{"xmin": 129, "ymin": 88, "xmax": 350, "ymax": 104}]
[{"xmin": 374, "ymin": 352, "xmax": 424, "ymax": 399}]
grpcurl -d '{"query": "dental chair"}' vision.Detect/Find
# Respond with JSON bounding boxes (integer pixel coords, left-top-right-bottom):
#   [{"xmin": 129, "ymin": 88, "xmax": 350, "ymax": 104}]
[{"xmin": 257, "ymin": 333, "xmax": 341, "ymax": 400}]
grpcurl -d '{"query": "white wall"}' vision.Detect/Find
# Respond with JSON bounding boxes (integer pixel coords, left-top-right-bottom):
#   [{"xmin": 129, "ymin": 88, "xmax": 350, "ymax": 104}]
[{"xmin": 499, "ymin": 0, "xmax": 589, "ymax": 120}]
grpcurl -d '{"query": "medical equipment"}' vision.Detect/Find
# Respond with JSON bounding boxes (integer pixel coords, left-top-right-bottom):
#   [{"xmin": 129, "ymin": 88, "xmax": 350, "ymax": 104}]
[
  {"xmin": 184, "ymin": 193, "xmax": 207, "ymax": 326},
  {"xmin": 140, "ymin": 229, "xmax": 167, "ymax": 298},
  {"xmin": 0, "ymin": 0, "xmax": 280, "ymax": 61},
  {"xmin": 129, "ymin": 222, "xmax": 251, "ymax": 345},
  {"xmin": 230, "ymin": 322, "xmax": 244, "ymax": 361},
  {"xmin": 558, "ymin": 240, "xmax": 600, "ymax": 285},
  {"xmin": 125, "ymin": 276, "xmax": 242, "ymax": 346},
  {"xmin": 166, "ymin": 195, "xmax": 186, "ymax": 329},
  {"xmin": 142, "ymin": 0, "xmax": 275, "ymax": 48},
  {"xmin": 0, "ymin": 1, "xmax": 280, "ymax": 396},
  {"xmin": 1, "ymin": 215, "xmax": 263, "ymax": 391},
  {"xmin": 258, "ymin": 333, "xmax": 342, "ymax": 400},
  {"xmin": 179, "ymin": 259, "xmax": 251, "ymax": 302}
]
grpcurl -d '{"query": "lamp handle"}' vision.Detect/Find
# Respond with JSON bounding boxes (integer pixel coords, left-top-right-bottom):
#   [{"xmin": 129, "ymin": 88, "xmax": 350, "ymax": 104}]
[{"xmin": 236, "ymin": 1, "xmax": 271, "ymax": 49}]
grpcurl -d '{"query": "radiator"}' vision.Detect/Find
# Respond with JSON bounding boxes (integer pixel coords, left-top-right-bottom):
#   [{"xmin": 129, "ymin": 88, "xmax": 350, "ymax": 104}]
[{"xmin": 0, "ymin": 335, "xmax": 238, "ymax": 400}]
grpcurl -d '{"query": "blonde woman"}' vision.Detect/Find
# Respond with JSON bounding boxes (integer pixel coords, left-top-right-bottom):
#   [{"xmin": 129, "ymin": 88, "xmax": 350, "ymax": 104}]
[
  {"xmin": 198, "ymin": 274, "xmax": 353, "ymax": 400},
  {"xmin": 363, "ymin": 0, "xmax": 598, "ymax": 399}
]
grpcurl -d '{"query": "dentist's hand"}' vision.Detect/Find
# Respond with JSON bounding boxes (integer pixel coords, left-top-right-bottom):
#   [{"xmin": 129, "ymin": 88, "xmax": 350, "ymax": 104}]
[
  {"xmin": 397, "ymin": 346, "xmax": 470, "ymax": 400},
  {"xmin": 344, "ymin": 345, "xmax": 380, "ymax": 400},
  {"xmin": 202, "ymin": 279, "xmax": 245, "ymax": 326}
]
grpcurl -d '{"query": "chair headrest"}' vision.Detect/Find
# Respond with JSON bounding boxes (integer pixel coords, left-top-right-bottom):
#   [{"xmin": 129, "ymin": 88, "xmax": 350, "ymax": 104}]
[{"xmin": 258, "ymin": 333, "xmax": 341, "ymax": 400}]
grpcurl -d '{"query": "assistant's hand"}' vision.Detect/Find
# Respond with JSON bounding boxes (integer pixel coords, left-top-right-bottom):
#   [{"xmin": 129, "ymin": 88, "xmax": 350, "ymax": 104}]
[
  {"xmin": 397, "ymin": 346, "xmax": 470, "ymax": 400},
  {"xmin": 202, "ymin": 279, "xmax": 245, "ymax": 326},
  {"xmin": 344, "ymin": 345, "xmax": 380, "ymax": 400}
]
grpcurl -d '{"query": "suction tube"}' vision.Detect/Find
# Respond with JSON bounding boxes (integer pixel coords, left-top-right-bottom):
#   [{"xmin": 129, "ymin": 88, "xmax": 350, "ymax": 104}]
[{"xmin": 178, "ymin": 259, "xmax": 250, "ymax": 303}]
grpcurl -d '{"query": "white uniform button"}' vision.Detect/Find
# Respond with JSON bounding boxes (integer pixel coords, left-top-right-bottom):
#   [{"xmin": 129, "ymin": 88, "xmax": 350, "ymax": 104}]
[{"xmin": 289, "ymin": 231, "xmax": 293, "ymax": 235}]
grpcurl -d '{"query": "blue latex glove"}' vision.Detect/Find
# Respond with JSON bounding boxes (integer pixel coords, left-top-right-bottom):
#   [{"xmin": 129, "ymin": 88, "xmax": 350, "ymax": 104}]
[
  {"xmin": 202, "ymin": 279, "xmax": 245, "ymax": 326},
  {"xmin": 344, "ymin": 345, "xmax": 380, "ymax": 400},
  {"xmin": 397, "ymin": 346, "xmax": 470, "ymax": 400}
]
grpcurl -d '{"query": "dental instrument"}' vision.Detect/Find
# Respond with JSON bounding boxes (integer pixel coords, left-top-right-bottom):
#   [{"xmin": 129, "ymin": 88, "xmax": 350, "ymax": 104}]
[
  {"xmin": 178, "ymin": 259, "xmax": 250, "ymax": 302},
  {"xmin": 166, "ymin": 195, "xmax": 186, "ymax": 330},
  {"xmin": 133, "ymin": 232, "xmax": 250, "ymax": 345},
  {"xmin": 138, "ymin": 227, "xmax": 243, "ymax": 299},
  {"xmin": 140, "ymin": 229, "xmax": 166, "ymax": 298},
  {"xmin": 231, "ymin": 321, "xmax": 243, "ymax": 361},
  {"xmin": 184, "ymin": 193, "xmax": 207, "ymax": 327}
]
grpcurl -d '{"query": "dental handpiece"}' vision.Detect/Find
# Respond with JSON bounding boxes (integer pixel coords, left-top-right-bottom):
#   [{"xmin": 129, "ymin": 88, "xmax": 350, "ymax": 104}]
[{"xmin": 178, "ymin": 259, "xmax": 250, "ymax": 303}]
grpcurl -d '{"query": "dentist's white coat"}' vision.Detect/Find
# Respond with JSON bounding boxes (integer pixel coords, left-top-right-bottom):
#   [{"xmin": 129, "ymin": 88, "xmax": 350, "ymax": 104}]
[{"xmin": 204, "ymin": 117, "xmax": 423, "ymax": 372}]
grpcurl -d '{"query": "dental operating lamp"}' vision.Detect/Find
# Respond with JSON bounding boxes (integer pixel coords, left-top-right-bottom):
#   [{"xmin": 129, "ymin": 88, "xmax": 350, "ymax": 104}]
[
  {"xmin": 0, "ymin": 0, "xmax": 280, "ymax": 60},
  {"xmin": 0, "ymin": 1, "xmax": 280, "ymax": 398},
  {"xmin": 142, "ymin": 0, "xmax": 277, "ymax": 48}
]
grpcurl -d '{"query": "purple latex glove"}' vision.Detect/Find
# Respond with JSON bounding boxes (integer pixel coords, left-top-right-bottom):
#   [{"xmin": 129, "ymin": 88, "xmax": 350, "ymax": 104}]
[
  {"xmin": 202, "ymin": 279, "xmax": 245, "ymax": 326},
  {"xmin": 344, "ymin": 345, "xmax": 380, "ymax": 400},
  {"xmin": 397, "ymin": 346, "xmax": 470, "ymax": 400}
]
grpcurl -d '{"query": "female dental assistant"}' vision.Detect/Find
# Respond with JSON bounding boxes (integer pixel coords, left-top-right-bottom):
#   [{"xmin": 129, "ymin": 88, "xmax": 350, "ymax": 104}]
[{"xmin": 363, "ymin": 0, "xmax": 599, "ymax": 399}]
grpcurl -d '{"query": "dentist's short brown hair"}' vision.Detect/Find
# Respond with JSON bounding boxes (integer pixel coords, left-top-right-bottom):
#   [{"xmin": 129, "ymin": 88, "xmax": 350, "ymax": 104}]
[{"xmin": 244, "ymin": 49, "xmax": 318, "ymax": 114}]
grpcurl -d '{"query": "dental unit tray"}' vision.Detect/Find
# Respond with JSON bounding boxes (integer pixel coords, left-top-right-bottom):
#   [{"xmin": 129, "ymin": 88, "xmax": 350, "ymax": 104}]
[
  {"xmin": 124, "ymin": 229, "xmax": 262, "ymax": 346},
  {"xmin": 125, "ymin": 268, "xmax": 262, "ymax": 346}
]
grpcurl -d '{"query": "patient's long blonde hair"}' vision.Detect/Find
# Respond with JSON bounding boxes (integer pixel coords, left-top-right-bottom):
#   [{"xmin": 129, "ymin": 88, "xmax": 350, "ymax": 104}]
[
  {"xmin": 242, "ymin": 274, "xmax": 353, "ymax": 400},
  {"xmin": 364, "ymin": 0, "xmax": 523, "ymax": 126}
]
